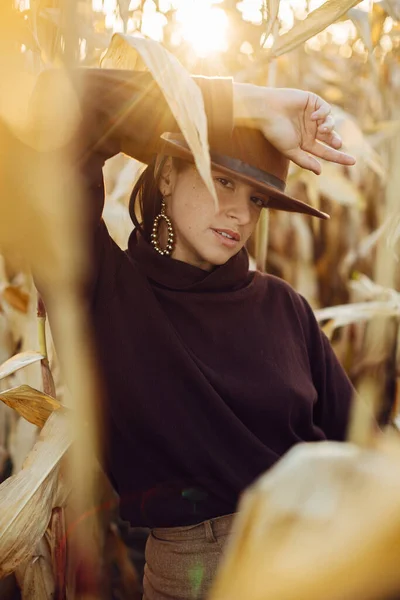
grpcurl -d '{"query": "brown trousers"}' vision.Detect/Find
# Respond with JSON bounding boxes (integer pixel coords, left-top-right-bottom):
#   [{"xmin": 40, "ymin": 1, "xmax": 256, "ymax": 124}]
[{"xmin": 142, "ymin": 513, "xmax": 235, "ymax": 600}]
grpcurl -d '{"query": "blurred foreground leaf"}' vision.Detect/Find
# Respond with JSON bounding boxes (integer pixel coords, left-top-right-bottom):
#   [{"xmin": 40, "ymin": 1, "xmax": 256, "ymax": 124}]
[
  {"xmin": 101, "ymin": 33, "xmax": 218, "ymax": 207},
  {"xmin": 210, "ymin": 436, "xmax": 400, "ymax": 600}
]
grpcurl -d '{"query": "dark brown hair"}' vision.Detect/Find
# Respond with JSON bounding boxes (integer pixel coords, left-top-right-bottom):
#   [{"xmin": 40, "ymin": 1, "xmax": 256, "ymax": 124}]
[{"xmin": 129, "ymin": 155, "xmax": 189, "ymax": 242}]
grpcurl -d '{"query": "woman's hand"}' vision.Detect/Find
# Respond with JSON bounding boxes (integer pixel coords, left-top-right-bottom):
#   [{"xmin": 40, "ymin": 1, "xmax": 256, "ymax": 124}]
[{"xmin": 233, "ymin": 83, "xmax": 355, "ymax": 175}]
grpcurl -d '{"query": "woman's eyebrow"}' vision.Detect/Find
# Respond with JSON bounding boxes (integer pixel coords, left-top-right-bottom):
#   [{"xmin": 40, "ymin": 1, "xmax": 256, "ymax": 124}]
[{"xmin": 212, "ymin": 169, "xmax": 231, "ymax": 177}]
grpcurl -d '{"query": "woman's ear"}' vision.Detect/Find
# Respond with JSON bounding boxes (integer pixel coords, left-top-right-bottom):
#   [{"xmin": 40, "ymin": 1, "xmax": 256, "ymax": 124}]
[{"xmin": 157, "ymin": 156, "xmax": 174, "ymax": 197}]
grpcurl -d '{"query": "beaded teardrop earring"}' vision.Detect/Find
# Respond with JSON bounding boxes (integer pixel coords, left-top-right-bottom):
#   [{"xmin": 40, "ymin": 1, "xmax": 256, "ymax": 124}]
[{"xmin": 151, "ymin": 199, "xmax": 174, "ymax": 256}]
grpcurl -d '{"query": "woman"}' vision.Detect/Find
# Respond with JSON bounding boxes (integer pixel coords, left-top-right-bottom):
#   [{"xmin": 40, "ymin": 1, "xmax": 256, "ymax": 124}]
[{"xmin": 33, "ymin": 67, "xmax": 355, "ymax": 600}]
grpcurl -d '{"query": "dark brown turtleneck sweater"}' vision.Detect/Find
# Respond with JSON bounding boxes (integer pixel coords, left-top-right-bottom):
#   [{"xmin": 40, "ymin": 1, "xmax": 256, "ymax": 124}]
[
  {"xmin": 34, "ymin": 69, "xmax": 353, "ymax": 528},
  {"xmin": 92, "ymin": 224, "xmax": 352, "ymax": 528}
]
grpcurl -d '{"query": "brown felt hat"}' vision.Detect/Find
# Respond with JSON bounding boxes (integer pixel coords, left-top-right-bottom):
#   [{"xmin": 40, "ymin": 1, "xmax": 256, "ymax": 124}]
[{"xmin": 159, "ymin": 128, "xmax": 329, "ymax": 220}]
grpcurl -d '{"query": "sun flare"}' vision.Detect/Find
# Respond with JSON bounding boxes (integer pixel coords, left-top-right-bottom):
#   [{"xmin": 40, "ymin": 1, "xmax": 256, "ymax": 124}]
[
  {"xmin": 87, "ymin": 0, "xmax": 371, "ymax": 59},
  {"xmin": 176, "ymin": 3, "xmax": 229, "ymax": 57}
]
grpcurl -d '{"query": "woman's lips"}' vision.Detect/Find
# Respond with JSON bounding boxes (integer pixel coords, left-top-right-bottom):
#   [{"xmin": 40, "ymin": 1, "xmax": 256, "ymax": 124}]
[{"xmin": 211, "ymin": 228, "xmax": 241, "ymax": 248}]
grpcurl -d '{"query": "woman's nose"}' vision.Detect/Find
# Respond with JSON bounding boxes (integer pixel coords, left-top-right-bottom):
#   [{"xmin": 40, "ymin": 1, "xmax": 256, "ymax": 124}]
[{"xmin": 224, "ymin": 189, "xmax": 252, "ymax": 224}]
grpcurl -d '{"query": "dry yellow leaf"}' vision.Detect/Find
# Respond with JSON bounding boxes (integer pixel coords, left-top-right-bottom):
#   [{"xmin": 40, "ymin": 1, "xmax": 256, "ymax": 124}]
[
  {"xmin": 0, "ymin": 384, "xmax": 62, "ymax": 428},
  {"xmin": 15, "ymin": 537, "xmax": 55, "ymax": 600},
  {"xmin": 315, "ymin": 300, "xmax": 400, "ymax": 329},
  {"xmin": 0, "ymin": 351, "xmax": 44, "ymax": 381},
  {"xmin": 371, "ymin": 3, "xmax": 389, "ymax": 47},
  {"xmin": 264, "ymin": 0, "xmax": 280, "ymax": 40},
  {"xmin": 382, "ymin": 0, "xmax": 400, "ymax": 21},
  {"xmin": 271, "ymin": 0, "xmax": 363, "ymax": 57},
  {"xmin": 101, "ymin": 34, "xmax": 218, "ymax": 208},
  {"xmin": 317, "ymin": 162, "xmax": 366, "ymax": 208},
  {"xmin": 2, "ymin": 285, "xmax": 30, "ymax": 313},
  {"xmin": 349, "ymin": 8, "xmax": 373, "ymax": 53},
  {"xmin": 0, "ymin": 410, "xmax": 71, "ymax": 578},
  {"xmin": 321, "ymin": 318, "xmax": 335, "ymax": 340}
]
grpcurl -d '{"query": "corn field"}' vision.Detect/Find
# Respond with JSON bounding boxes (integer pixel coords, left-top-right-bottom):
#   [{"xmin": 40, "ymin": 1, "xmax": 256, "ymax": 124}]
[{"xmin": 0, "ymin": 0, "xmax": 400, "ymax": 599}]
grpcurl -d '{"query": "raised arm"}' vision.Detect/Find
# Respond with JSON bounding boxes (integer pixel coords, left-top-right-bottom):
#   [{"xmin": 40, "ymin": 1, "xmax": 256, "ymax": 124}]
[
  {"xmin": 31, "ymin": 68, "xmax": 232, "ymax": 161},
  {"xmin": 31, "ymin": 68, "xmax": 354, "ymax": 172},
  {"xmin": 29, "ymin": 68, "xmax": 233, "ymax": 225},
  {"xmin": 29, "ymin": 68, "xmax": 355, "ymax": 228}
]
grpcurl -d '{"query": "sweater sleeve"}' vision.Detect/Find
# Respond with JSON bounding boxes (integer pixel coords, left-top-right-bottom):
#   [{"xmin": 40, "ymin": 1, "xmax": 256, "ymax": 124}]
[
  {"xmin": 30, "ymin": 68, "xmax": 233, "ymax": 225},
  {"xmin": 298, "ymin": 295, "xmax": 354, "ymax": 442}
]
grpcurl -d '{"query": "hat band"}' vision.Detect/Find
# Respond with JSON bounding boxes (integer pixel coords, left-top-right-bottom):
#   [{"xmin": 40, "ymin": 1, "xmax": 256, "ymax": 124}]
[
  {"xmin": 168, "ymin": 138, "xmax": 286, "ymax": 193},
  {"xmin": 209, "ymin": 151, "xmax": 286, "ymax": 193}
]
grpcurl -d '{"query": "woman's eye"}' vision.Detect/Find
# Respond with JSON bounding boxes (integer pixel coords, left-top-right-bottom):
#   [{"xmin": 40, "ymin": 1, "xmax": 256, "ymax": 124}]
[
  {"xmin": 216, "ymin": 177, "xmax": 234, "ymax": 189},
  {"xmin": 251, "ymin": 196, "xmax": 264, "ymax": 208}
]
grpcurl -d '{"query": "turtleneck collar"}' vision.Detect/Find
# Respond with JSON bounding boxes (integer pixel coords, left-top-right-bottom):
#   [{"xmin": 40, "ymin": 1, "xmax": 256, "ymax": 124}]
[{"xmin": 127, "ymin": 229, "xmax": 253, "ymax": 293}]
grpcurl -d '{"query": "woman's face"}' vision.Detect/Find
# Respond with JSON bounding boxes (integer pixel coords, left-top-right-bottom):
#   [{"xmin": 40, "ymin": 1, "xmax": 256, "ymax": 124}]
[{"xmin": 158, "ymin": 157, "xmax": 267, "ymax": 271}]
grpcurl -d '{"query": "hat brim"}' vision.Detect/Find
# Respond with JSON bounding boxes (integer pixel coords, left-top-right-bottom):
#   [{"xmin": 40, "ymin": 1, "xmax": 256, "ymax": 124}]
[{"xmin": 159, "ymin": 137, "xmax": 329, "ymax": 221}]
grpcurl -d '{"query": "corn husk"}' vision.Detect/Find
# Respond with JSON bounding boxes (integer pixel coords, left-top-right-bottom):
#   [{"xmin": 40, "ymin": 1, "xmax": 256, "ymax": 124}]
[
  {"xmin": 15, "ymin": 536, "xmax": 55, "ymax": 600},
  {"xmin": 210, "ymin": 435, "xmax": 400, "ymax": 600},
  {"xmin": 0, "ymin": 410, "xmax": 71, "ymax": 578}
]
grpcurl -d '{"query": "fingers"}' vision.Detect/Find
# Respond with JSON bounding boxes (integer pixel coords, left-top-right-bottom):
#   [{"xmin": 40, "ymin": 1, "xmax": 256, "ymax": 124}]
[
  {"xmin": 316, "ymin": 129, "xmax": 343, "ymax": 150},
  {"xmin": 310, "ymin": 97, "xmax": 331, "ymax": 122},
  {"xmin": 310, "ymin": 102, "xmax": 343, "ymax": 150},
  {"xmin": 307, "ymin": 98, "xmax": 356, "ymax": 164},
  {"xmin": 305, "ymin": 140, "xmax": 356, "ymax": 166},
  {"xmin": 310, "ymin": 99, "xmax": 339, "ymax": 143},
  {"xmin": 317, "ymin": 114, "xmax": 335, "ymax": 134},
  {"xmin": 286, "ymin": 148, "xmax": 322, "ymax": 175}
]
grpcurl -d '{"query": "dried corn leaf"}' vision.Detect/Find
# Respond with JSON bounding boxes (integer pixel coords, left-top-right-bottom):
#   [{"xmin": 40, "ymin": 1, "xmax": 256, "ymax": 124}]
[
  {"xmin": 371, "ymin": 3, "xmax": 389, "ymax": 47},
  {"xmin": 101, "ymin": 34, "xmax": 218, "ymax": 207},
  {"xmin": 297, "ymin": 162, "xmax": 365, "ymax": 207},
  {"xmin": 265, "ymin": 0, "xmax": 280, "ymax": 39},
  {"xmin": 348, "ymin": 273, "xmax": 400, "ymax": 303},
  {"xmin": 15, "ymin": 537, "xmax": 55, "ymax": 600},
  {"xmin": 386, "ymin": 213, "xmax": 400, "ymax": 250},
  {"xmin": 0, "ymin": 313, "xmax": 13, "ymax": 367},
  {"xmin": 0, "ymin": 410, "xmax": 71, "ymax": 578},
  {"xmin": 270, "ymin": 0, "xmax": 363, "ymax": 57},
  {"xmin": 0, "ymin": 385, "xmax": 62, "ymax": 428},
  {"xmin": 349, "ymin": 8, "xmax": 373, "ymax": 53},
  {"xmin": 210, "ymin": 437, "xmax": 400, "ymax": 600},
  {"xmin": 333, "ymin": 107, "xmax": 386, "ymax": 180},
  {"xmin": 0, "ymin": 351, "xmax": 44, "ymax": 381},
  {"xmin": 318, "ymin": 162, "xmax": 366, "ymax": 207},
  {"xmin": 48, "ymin": 507, "xmax": 67, "ymax": 598},
  {"xmin": 321, "ymin": 319, "xmax": 336, "ymax": 340},
  {"xmin": 367, "ymin": 121, "xmax": 400, "ymax": 148},
  {"xmin": 349, "ymin": 8, "xmax": 380, "ymax": 84},
  {"xmin": 340, "ymin": 223, "xmax": 389, "ymax": 277},
  {"xmin": 314, "ymin": 300, "xmax": 400, "ymax": 330},
  {"xmin": 2, "ymin": 285, "xmax": 29, "ymax": 313},
  {"xmin": 382, "ymin": 0, "xmax": 400, "ymax": 22}
]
